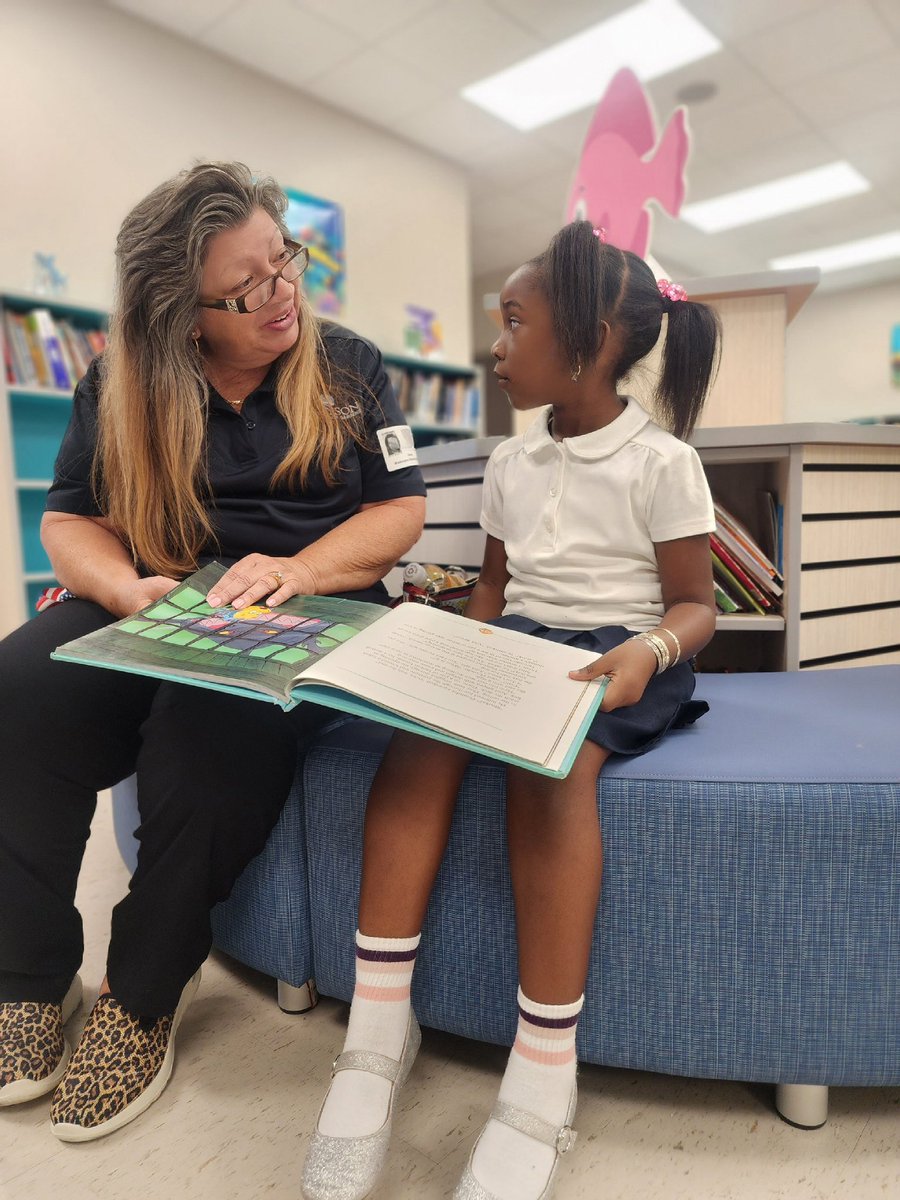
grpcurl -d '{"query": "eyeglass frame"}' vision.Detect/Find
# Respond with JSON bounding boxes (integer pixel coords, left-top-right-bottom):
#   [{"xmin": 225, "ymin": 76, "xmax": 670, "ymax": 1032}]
[{"xmin": 197, "ymin": 241, "xmax": 309, "ymax": 314}]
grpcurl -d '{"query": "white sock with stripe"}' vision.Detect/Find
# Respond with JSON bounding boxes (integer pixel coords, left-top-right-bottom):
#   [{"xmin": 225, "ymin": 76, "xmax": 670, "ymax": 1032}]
[
  {"xmin": 469, "ymin": 989, "xmax": 583, "ymax": 1199},
  {"xmin": 316, "ymin": 930, "xmax": 420, "ymax": 1138}
]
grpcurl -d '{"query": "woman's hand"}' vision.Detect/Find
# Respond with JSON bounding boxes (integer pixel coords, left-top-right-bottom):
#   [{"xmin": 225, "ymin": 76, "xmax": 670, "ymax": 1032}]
[
  {"xmin": 206, "ymin": 554, "xmax": 314, "ymax": 609},
  {"xmin": 111, "ymin": 576, "xmax": 179, "ymax": 619},
  {"xmin": 568, "ymin": 637, "xmax": 658, "ymax": 712}
]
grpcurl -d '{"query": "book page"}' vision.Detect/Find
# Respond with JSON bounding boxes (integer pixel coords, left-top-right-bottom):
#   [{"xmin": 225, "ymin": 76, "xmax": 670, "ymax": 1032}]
[{"xmin": 299, "ymin": 603, "xmax": 604, "ymax": 769}]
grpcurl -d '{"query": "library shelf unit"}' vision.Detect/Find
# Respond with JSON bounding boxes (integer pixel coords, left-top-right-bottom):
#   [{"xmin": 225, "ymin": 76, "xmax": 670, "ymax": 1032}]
[
  {"xmin": 401, "ymin": 421, "xmax": 900, "ymax": 674},
  {"xmin": 382, "ymin": 353, "xmax": 482, "ymax": 447},
  {"xmin": 0, "ymin": 291, "xmax": 108, "ymax": 635}
]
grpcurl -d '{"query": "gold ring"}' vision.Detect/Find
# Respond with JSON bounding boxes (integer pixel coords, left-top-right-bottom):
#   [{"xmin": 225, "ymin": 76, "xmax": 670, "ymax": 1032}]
[{"xmin": 270, "ymin": 571, "xmax": 284, "ymax": 586}]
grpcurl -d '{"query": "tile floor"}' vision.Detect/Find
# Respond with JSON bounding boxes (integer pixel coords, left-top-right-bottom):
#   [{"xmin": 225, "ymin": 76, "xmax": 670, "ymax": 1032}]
[{"xmin": 1, "ymin": 798, "xmax": 897, "ymax": 1200}]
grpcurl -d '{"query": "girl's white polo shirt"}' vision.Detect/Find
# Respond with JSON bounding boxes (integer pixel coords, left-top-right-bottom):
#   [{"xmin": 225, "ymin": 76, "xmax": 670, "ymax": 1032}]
[{"xmin": 480, "ymin": 397, "xmax": 714, "ymax": 632}]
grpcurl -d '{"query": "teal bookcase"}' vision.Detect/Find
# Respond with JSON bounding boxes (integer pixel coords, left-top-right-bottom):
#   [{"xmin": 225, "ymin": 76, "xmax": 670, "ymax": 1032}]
[{"xmin": 0, "ymin": 291, "xmax": 108, "ymax": 627}]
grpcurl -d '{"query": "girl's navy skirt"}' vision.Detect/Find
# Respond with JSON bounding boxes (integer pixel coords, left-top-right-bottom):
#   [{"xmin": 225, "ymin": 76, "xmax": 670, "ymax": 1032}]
[{"xmin": 490, "ymin": 615, "xmax": 708, "ymax": 757}]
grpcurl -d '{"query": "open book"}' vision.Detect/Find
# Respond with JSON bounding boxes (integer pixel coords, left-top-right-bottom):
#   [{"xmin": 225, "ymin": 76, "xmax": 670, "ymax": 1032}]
[{"xmin": 51, "ymin": 563, "xmax": 607, "ymax": 778}]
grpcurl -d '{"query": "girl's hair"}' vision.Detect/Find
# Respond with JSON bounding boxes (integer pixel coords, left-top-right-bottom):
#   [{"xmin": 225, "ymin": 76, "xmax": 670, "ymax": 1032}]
[
  {"xmin": 531, "ymin": 220, "xmax": 721, "ymax": 440},
  {"xmin": 97, "ymin": 160, "xmax": 361, "ymax": 578}
]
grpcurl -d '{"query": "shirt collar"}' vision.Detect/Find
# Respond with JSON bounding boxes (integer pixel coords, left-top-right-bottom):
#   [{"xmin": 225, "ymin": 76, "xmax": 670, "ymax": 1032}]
[{"xmin": 522, "ymin": 396, "xmax": 651, "ymax": 461}]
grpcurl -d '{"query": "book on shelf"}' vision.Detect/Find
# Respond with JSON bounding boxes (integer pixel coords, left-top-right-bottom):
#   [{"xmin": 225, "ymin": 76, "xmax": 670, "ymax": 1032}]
[
  {"xmin": 51, "ymin": 562, "xmax": 607, "ymax": 778},
  {"xmin": 710, "ymin": 500, "xmax": 783, "ymax": 615},
  {"xmin": 711, "ymin": 550, "xmax": 766, "ymax": 615},
  {"xmin": 1, "ymin": 305, "xmax": 106, "ymax": 389},
  {"xmin": 2, "ymin": 311, "xmax": 37, "ymax": 386},
  {"xmin": 713, "ymin": 581, "xmax": 740, "ymax": 614},
  {"xmin": 28, "ymin": 308, "xmax": 71, "ymax": 390}
]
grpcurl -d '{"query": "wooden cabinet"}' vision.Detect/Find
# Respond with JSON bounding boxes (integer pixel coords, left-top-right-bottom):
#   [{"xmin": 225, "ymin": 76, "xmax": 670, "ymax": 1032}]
[{"xmin": 406, "ymin": 423, "xmax": 900, "ymax": 672}]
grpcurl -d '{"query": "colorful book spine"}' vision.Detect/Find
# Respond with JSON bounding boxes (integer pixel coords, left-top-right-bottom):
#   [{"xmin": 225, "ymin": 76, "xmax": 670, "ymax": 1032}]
[{"xmin": 31, "ymin": 308, "xmax": 73, "ymax": 390}]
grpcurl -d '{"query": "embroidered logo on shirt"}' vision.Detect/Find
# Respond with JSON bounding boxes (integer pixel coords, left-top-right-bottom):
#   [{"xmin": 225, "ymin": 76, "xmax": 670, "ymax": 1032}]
[
  {"xmin": 377, "ymin": 425, "xmax": 418, "ymax": 471},
  {"xmin": 322, "ymin": 394, "xmax": 362, "ymax": 418}
]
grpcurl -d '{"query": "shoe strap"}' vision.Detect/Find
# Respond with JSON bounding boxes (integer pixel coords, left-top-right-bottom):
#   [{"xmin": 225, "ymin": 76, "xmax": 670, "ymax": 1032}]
[
  {"xmin": 491, "ymin": 1100, "xmax": 578, "ymax": 1154},
  {"xmin": 332, "ymin": 1048, "xmax": 401, "ymax": 1083}
]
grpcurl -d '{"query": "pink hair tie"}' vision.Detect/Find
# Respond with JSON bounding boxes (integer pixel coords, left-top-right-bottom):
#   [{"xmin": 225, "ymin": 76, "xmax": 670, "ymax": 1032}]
[
  {"xmin": 657, "ymin": 278, "xmax": 687, "ymax": 302},
  {"xmin": 592, "ymin": 226, "xmax": 607, "ymax": 242}
]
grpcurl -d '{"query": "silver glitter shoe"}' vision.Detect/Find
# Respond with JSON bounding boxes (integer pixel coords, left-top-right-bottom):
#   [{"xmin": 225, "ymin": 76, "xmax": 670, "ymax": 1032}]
[
  {"xmin": 453, "ymin": 1084, "xmax": 578, "ymax": 1200},
  {"xmin": 300, "ymin": 1010, "xmax": 421, "ymax": 1200}
]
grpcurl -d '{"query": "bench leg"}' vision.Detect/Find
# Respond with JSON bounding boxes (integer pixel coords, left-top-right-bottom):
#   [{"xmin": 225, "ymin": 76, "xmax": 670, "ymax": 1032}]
[
  {"xmin": 775, "ymin": 1083, "xmax": 828, "ymax": 1128},
  {"xmin": 277, "ymin": 978, "xmax": 319, "ymax": 1014}
]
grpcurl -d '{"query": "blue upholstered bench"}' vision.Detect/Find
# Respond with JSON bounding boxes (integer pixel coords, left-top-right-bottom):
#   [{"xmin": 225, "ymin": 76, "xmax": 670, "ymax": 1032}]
[{"xmin": 113, "ymin": 665, "xmax": 900, "ymax": 1129}]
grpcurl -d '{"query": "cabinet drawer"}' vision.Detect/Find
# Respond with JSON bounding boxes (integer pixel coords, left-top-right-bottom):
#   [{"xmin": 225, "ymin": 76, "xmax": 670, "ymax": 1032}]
[
  {"xmin": 801, "ymin": 515, "xmax": 900, "ymax": 564},
  {"xmin": 424, "ymin": 481, "xmax": 483, "ymax": 524},
  {"xmin": 799, "ymin": 606, "xmax": 900, "ymax": 664},
  {"xmin": 802, "ymin": 469, "xmax": 900, "ymax": 515},
  {"xmin": 800, "ymin": 562, "xmax": 900, "ymax": 613}
]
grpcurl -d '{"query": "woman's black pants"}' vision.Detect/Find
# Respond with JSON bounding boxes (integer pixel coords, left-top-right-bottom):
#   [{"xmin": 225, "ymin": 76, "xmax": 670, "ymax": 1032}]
[{"xmin": 0, "ymin": 600, "xmax": 330, "ymax": 1020}]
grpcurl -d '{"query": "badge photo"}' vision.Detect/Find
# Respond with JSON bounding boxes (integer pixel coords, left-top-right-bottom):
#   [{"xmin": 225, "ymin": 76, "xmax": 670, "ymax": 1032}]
[{"xmin": 377, "ymin": 425, "xmax": 418, "ymax": 471}]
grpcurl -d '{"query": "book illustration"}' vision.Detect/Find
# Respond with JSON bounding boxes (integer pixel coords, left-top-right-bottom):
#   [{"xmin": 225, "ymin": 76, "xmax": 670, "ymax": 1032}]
[
  {"xmin": 52, "ymin": 563, "xmax": 606, "ymax": 777},
  {"xmin": 72, "ymin": 564, "xmax": 386, "ymax": 704}
]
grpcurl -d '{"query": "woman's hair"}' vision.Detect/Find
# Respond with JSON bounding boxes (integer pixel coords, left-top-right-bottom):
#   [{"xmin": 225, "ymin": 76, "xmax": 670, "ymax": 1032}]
[
  {"xmin": 97, "ymin": 161, "xmax": 360, "ymax": 577},
  {"xmin": 530, "ymin": 220, "xmax": 721, "ymax": 440}
]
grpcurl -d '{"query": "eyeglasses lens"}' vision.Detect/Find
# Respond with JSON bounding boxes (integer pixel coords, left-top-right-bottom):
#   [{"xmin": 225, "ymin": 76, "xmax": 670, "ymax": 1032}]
[{"xmin": 243, "ymin": 248, "xmax": 307, "ymax": 313}]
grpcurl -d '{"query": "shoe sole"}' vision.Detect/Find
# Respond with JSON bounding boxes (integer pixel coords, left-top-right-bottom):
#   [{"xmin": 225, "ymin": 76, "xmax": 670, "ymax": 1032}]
[
  {"xmin": 0, "ymin": 975, "xmax": 83, "ymax": 1108},
  {"xmin": 51, "ymin": 968, "xmax": 201, "ymax": 1142}
]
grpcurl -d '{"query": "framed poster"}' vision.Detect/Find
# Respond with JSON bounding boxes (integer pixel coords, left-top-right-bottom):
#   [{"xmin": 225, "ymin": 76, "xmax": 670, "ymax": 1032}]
[{"xmin": 284, "ymin": 188, "xmax": 345, "ymax": 316}]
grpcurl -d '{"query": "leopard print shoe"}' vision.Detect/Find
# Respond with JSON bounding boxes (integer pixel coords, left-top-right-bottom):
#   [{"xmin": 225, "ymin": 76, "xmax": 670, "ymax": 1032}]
[
  {"xmin": 49, "ymin": 969, "xmax": 200, "ymax": 1142},
  {"xmin": 0, "ymin": 975, "xmax": 83, "ymax": 1106}
]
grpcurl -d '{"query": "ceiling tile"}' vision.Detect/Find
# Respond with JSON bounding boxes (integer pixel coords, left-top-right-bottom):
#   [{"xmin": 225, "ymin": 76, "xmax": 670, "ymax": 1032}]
[
  {"xmin": 647, "ymin": 47, "xmax": 772, "ymax": 120},
  {"xmin": 736, "ymin": 0, "xmax": 890, "ymax": 88},
  {"xmin": 681, "ymin": 0, "xmax": 828, "ymax": 40},
  {"xmin": 380, "ymin": 0, "xmax": 543, "ymax": 90},
  {"xmin": 781, "ymin": 50, "xmax": 900, "ymax": 125},
  {"xmin": 870, "ymin": 0, "xmax": 900, "ymax": 36},
  {"xmin": 683, "ymin": 92, "xmax": 810, "ymax": 164},
  {"xmin": 381, "ymin": 96, "xmax": 515, "ymax": 166},
  {"xmin": 487, "ymin": 0, "xmax": 635, "ymax": 42},
  {"xmin": 300, "ymin": 46, "xmax": 446, "ymax": 123},
  {"xmin": 824, "ymin": 105, "xmax": 900, "ymax": 185},
  {"xmin": 291, "ymin": 0, "xmax": 441, "ymax": 43},
  {"xmin": 199, "ymin": 0, "xmax": 363, "ymax": 88},
  {"xmin": 106, "ymin": 0, "xmax": 242, "ymax": 39}
]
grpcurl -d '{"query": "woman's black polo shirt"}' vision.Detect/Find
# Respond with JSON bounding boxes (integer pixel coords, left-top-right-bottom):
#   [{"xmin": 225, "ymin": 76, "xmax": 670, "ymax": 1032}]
[{"xmin": 46, "ymin": 322, "xmax": 427, "ymax": 602}]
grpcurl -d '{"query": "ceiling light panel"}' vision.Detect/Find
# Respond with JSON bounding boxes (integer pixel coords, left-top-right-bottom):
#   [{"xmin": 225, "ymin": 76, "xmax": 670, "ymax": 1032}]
[
  {"xmin": 681, "ymin": 162, "xmax": 870, "ymax": 233},
  {"xmin": 770, "ymin": 231, "xmax": 900, "ymax": 273},
  {"xmin": 461, "ymin": 0, "xmax": 721, "ymax": 131}
]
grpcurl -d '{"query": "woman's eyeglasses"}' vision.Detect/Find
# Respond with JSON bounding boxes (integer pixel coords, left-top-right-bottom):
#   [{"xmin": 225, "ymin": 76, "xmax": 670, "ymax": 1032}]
[{"xmin": 198, "ymin": 242, "xmax": 309, "ymax": 314}]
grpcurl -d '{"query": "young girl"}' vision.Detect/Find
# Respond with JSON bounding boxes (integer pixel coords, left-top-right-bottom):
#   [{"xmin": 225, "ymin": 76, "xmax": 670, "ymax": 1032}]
[{"xmin": 301, "ymin": 220, "xmax": 721, "ymax": 1200}]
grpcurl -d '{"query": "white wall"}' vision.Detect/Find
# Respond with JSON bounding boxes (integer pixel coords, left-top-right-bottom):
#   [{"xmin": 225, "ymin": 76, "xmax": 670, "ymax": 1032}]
[
  {"xmin": 0, "ymin": 0, "xmax": 472, "ymax": 362},
  {"xmin": 785, "ymin": 280, "xmax": 900, "ymax": 423}
]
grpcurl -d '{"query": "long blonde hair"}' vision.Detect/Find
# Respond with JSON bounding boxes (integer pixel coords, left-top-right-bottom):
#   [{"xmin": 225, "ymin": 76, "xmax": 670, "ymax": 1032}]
[{"xmin": 96, "ymin": 161, "xmax": 360, "ymax": 578}]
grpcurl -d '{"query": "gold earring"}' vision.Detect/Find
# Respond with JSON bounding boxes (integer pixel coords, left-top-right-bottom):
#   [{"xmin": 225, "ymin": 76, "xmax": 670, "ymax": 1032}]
[{"xmin": 571, "ymin": 362, "xmax": 582, "ymax": 382}]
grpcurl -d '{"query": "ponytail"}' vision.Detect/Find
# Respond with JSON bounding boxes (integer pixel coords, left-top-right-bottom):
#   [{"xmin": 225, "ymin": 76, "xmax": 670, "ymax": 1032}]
[{"xmin": 656, "ymin": 298, "xmax": 721, "ymax": 441}]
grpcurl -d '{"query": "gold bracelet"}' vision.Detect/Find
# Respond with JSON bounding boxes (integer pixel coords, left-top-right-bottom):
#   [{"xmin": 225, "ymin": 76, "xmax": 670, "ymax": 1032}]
[{"xmin": 656, "ymin": 627, "xmax": 682, "ymax": 666}]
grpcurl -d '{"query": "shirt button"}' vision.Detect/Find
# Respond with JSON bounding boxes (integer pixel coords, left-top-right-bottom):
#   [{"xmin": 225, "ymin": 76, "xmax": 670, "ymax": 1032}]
[
  {"xmin": 549, "ymin": 487, "xmax": 557, "ymax": 496},
  {"xmin": 245, "ymin": 420, "xmax": 256, "ymax": 430}
]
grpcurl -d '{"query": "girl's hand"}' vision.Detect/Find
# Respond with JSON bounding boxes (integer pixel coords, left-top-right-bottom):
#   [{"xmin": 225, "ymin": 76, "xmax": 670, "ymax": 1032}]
[
  {"xmin": 207, "ymin": 554, "xmax": 315, "ymax": 609},
  {"xmin": 112, "ymin": 576, "xmax": 179, "ymax": 618},
  {"xmin": 569, "ymin": 638, "xmax": 658, "ymax": 712}
]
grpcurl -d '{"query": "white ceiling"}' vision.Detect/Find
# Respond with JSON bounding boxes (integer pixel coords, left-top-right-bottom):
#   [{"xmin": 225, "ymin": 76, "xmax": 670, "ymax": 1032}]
[{"xmin": 106, "ymin": 0, "xmax": 900, "ymax": 292}]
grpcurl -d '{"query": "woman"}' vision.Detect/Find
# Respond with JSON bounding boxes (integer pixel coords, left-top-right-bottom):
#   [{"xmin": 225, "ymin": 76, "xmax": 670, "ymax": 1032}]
[{"xmin": 0, "ymin": 162, "xmax": 426, "ymax": 1141}]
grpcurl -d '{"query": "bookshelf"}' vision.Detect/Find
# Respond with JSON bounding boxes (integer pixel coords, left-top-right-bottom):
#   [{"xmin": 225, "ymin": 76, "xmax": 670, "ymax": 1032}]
[
  {"xmin": 0, "ymin": 291, "xmax": 108, "ymax": 634},
  {"xmin": 382, "ymin": 354, "xmax": 482, "ymax": 447}
]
